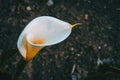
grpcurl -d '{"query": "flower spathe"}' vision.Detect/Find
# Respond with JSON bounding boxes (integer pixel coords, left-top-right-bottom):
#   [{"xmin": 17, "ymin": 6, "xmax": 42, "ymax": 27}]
[
  {"xmin": 17, "ymin": 16, "xmax": 81, "ymax": 61},
  {"xmin": 17, "ymin": 16, "xmax": 72, "ymax": 61}
]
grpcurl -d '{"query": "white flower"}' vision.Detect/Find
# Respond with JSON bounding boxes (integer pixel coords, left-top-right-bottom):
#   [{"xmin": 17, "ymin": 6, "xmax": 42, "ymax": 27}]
[{"xmin": 17, "ymin": 16, "xmax": 81, "ymax": 61}]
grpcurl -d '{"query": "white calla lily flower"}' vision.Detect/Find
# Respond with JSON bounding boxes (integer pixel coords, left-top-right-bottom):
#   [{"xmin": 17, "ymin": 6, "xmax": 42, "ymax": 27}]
[{"xmin": 17, "ymin": 16, "xmax": 81, "ymax": 61}]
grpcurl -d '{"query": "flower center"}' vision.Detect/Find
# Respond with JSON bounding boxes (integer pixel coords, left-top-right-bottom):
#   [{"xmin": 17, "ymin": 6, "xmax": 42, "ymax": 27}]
[
  {"xmin": 35, "ymin": 39, "xmax": 44, "ymax": 44},
  {"xmin": 25, "ymin": 38, "xmax": 44, "ymax": 61}
]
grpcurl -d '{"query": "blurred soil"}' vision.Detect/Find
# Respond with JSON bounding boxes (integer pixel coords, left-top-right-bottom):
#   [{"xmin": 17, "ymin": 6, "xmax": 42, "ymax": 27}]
[{"xmin": 0, "ymin": 0, "xmax": 120, "ymax": 80}]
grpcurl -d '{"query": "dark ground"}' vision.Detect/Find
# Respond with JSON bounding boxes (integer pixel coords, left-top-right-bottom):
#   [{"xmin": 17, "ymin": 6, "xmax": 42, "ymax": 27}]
[{"xmin": 0, "ymin": 0, "xmax": 120, "ymax": 80}]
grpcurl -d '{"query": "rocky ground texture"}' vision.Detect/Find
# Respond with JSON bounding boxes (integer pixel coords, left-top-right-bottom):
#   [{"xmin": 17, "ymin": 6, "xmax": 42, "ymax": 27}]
[{"xmin": 0, "ymin": 0, "xmax": 120, "ymax": 80}]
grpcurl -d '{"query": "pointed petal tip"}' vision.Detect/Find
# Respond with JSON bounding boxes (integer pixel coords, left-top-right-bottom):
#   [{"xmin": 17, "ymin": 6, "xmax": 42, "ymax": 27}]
[{"xmin": 71, "ymin": 23, "xmax": 82, "ymax": 28}]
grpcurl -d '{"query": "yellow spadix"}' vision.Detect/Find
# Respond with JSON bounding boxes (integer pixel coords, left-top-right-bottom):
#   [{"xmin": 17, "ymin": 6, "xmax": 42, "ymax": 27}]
[{"xmin": 17, "ymin": 16, "xmax": 81, "ymax": 61}]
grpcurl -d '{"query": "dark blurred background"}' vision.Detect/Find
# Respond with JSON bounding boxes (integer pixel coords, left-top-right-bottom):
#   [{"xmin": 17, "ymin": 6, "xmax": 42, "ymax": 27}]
[{"xmin": 0, "ymin": 0, "xmax": 120, "ymax": 80}]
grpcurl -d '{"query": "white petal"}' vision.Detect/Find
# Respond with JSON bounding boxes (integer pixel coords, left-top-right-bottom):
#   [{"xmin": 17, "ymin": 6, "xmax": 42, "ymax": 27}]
[{"xmin": 17, "ymin": 16, "xmax": 72, "ymax": 60}]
